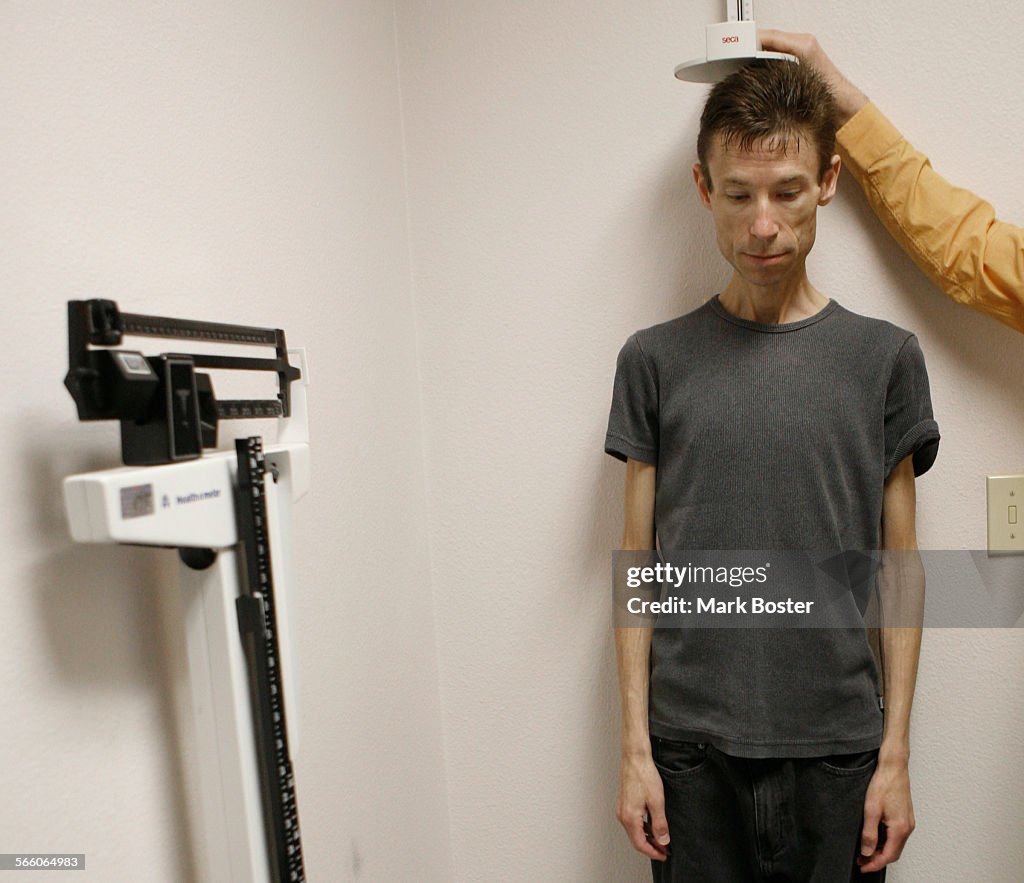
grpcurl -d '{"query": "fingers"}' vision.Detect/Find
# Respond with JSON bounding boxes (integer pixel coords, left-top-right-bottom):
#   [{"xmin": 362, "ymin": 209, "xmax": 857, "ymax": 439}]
[
  {"xmin": 758, "ymin": 28, "xmax": 868, "ymax": 125},
  {"xmin": 859, "ymin": 799, "xmax": 882, "ymax": 860},
  {"xmin": 858, "ymin": 820, "xmax": 914, "ymax": 873},
  {"xmin": 616, "ymin": 781, "xmax": 670, "ymax": 862},
  {"xmin": 647, "ymin": 793, "xmax": 671, "ymax": 853},
  {"xmin": 758, "ymin": 28, "xmax": 816, "ymax": 59},
  {"xmin": 617, "ymin": 753, "xmax": 671, "ymax": 861},
  {"xmin": 758, "ymin": 30, "xmax": 832, "ymax": 76},
  {"xmin": 617, "ymin": 805, "xmax": 669, "ymax": 861}
]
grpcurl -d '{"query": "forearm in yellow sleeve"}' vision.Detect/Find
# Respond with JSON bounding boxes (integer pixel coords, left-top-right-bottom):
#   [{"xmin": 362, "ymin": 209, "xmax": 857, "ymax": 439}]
[{"xmin": 838, "ymin": 102, "xmax": 1024, "ymax": 334}]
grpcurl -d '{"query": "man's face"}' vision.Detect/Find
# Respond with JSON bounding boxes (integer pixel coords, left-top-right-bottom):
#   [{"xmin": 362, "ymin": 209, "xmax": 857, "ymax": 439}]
[{"xmin": 693, "ymin": 131, "xmax": 841, "ymax": 289}]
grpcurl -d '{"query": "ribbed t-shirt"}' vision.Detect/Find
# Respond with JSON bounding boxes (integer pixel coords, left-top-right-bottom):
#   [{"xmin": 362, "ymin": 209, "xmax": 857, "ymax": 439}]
[{"xmin": 605, "ymin": 295, "xmax": 940, "ymax": 757}]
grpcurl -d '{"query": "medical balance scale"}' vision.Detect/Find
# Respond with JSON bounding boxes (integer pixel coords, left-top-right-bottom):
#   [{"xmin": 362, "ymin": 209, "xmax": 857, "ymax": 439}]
[
  {"xmin": 674, "ymin": 0, "xmax": 796, "ymax": 83},
  {"xmin": 62, "ymin": 300, "xmax": 308, "ymax": 882}
]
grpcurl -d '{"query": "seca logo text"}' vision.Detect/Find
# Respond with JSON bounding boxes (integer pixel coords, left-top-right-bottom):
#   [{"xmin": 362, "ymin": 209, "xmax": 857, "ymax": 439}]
[{"xmin": 722, "ymin": 35, "xmax": 740, "ymax": 43}]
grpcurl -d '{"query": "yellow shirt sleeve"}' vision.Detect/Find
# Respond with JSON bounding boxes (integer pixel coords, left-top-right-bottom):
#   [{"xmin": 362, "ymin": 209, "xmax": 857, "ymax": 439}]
[{"xmin": 837, "ymin": 102, "xmax": 1024, "ymax": 334}]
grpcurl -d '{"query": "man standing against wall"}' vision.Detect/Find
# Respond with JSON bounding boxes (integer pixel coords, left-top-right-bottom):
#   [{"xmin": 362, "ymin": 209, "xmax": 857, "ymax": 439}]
[{"xmin": 605, "ymin": 61, "xmax": 939, "ymax": 881}]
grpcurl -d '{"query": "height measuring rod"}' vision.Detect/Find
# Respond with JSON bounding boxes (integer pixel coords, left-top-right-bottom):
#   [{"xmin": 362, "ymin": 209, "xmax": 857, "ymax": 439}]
[
  {"xmin": 727, "ymin": 1, "xmax": 755, "ymax": 22},
  {"xmin": 675, "ymin": 0, "xmax": 796, "ymax": 83},
  {"xmin": 62, "ymin": 300, "xmax": 310, "ymax": 882}
]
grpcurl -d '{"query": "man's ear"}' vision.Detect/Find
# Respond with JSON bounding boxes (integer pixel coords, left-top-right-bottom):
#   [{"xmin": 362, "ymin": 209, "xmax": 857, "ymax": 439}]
[
  {"xmin": 817, "ymin": 154, "xmax": 842, "ymax": 206},
  {"xmin": 693, "ymin": 162, "xmax": 712, "ymax": 209}
]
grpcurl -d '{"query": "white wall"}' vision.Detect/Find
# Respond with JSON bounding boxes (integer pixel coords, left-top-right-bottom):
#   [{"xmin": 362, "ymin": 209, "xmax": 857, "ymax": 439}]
[
  {"xmin": 4, "ymin": 1, "xmax": 1022, "ymax": 882},
  {"xmin": 396, "ymin": 0, "xmax": 1024, "ymax": 881},
  {"xmin": 2, "ymin": 2, "xmax": 450, "ymax": 881}
]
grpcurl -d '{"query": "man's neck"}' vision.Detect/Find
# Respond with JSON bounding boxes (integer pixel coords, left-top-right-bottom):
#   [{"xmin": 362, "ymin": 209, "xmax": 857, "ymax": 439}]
[{"xmin": 718, "ymin": 273, "xmax": 829, "ymax": 325}]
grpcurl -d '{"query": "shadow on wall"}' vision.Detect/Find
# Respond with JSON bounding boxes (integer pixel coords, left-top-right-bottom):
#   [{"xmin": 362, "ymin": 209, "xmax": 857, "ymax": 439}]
[
  {"xmin": 646, "ymin": 123, "xmax": 726, "ymax": 319},
  {"xmin": 26, "ymin": 432, "xmax": 199, "ymax": 883}
]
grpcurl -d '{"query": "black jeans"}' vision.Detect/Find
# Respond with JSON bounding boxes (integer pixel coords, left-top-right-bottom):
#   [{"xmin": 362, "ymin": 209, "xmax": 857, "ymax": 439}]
[{"xmin": 651, "ymin": 738, "xmax": 886, "ymax": 883}]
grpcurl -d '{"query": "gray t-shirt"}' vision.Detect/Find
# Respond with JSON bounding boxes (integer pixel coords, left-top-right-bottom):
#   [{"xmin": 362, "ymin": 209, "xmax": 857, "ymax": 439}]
[{"xmin": 605, "ymin": 296, "xmax": 940, "ymax": 757}]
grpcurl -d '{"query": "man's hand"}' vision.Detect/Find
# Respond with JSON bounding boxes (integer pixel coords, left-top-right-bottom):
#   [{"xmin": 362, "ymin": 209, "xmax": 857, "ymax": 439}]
[
  {"xmin": 617, "ymin": 750, "xmax": 671, "ymax": 861},
  {"xmin": 758, "ymin": 30, "xmax": 869, "ymax": 126},
  {"xmin": 857, "ymin": 758, "xmax": 916, "ymax": 873}
]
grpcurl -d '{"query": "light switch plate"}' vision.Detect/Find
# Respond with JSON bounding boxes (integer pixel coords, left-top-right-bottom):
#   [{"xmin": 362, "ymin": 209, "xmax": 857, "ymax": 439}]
[{"xmin": 987, "ymin": 474, "xmax": 1024, "ymax": 553}]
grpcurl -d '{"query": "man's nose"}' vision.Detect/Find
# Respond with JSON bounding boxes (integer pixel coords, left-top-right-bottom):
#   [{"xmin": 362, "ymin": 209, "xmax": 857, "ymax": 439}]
[{"xmin": 750, "ymin": 203, "xmax": 779, "ymax": 240}]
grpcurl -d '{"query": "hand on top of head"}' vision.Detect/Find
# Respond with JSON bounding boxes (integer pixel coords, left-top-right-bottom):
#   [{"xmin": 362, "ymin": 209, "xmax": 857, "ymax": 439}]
[{"xmin": 758, "ymin": 30, "xmax": 870, "ymax": 126}]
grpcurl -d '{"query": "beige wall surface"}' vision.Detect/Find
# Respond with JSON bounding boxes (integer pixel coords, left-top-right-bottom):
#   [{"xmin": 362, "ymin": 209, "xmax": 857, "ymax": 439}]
[
  {"xmin": 3, "ymin": 0, "xmax": 1022, "ymax": 881},
  {"xmin": 2, "ymin": 2, "xmax": 449, "ymax": 881}
]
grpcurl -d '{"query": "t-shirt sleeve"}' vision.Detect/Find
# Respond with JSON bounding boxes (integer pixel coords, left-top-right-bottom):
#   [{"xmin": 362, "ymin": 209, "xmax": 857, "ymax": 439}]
[
  {"xmin": 604, "ymin": 333, "xmax": 658, "ymax": 464},
  {"xmin": 883, "ymin": 334, "xmax": 940, "ymax": 479}
]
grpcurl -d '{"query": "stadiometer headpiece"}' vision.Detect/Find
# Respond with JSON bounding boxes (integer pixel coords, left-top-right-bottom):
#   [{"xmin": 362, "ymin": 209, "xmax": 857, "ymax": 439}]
[{"xmin": 674, "ymin": 0, "xmax": 797, "ymax": 83}]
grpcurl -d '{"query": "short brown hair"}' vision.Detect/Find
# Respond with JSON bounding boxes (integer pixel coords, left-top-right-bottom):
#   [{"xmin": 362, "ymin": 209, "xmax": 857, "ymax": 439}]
[{"xmin": 697, "ymin": 60, "xmax": 837, "ymax": 191}]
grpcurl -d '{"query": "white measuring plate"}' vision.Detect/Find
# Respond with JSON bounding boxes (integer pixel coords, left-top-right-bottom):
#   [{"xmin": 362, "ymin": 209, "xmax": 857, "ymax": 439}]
[{"xmin": 674, "ymin": 50, "xmax": 797, "ymax": 83}]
